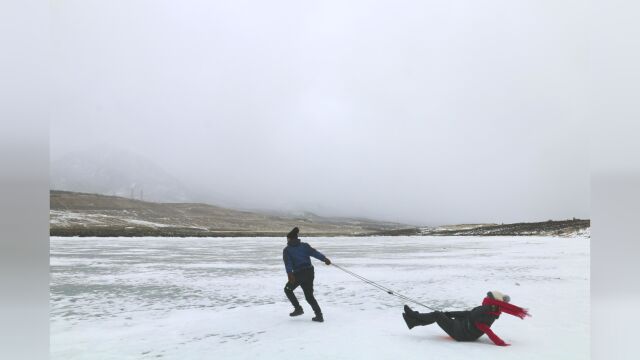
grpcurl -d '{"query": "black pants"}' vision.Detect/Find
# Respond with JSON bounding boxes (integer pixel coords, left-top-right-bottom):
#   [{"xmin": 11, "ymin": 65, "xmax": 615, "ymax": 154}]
[
  {"xmin": 410, "ymin": 311, "xmax": 465, "ymax": 340},
  {"xmin": 284, "ymin": 267, "xmax": 322, "ymax": 315}
]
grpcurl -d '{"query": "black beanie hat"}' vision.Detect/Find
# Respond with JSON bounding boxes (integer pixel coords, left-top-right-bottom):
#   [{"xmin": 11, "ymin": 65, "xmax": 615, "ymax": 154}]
[{"xmin": 287, "ymin": 227, "xmax": 299, "ymax": 239}]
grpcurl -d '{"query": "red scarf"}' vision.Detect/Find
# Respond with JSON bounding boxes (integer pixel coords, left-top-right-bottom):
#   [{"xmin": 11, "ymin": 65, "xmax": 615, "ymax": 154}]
[{"xmin": 482, "ymin": 297, "xmax": 530, "ymax": 319}]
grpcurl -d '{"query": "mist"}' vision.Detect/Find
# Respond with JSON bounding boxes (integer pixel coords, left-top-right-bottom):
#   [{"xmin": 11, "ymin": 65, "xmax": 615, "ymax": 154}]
[{"xmin": 50, "ymin": 0, "xmax": 589, "ymax": 225}]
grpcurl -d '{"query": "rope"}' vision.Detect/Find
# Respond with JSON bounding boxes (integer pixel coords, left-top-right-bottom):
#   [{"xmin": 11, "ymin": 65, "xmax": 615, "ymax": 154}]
[{"xmin": 331, "ymin": 263, "xmax": 440, "ymax": 311}]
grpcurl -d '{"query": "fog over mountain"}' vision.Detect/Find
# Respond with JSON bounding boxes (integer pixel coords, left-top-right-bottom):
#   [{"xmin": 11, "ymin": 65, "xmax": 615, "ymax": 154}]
[
  {"xmin": 51, "ymin": 146, "xmax": 191, "ymax": 203},
  {"xmin": 50, "ymin": 146, "xmax": 239, "ymax": 207},
  {"xmin": 50, "ymin": 1, "xmax": 590, "ymax": 225}
]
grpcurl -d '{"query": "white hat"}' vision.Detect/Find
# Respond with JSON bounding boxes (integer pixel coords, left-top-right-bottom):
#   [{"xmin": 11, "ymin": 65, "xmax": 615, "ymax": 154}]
[{"xmin": 487, "ymin": 291, "xmax": 511, "ymax": 303}]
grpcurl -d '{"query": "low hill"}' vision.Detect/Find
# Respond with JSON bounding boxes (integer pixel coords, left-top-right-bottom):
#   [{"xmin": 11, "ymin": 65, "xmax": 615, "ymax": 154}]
[
  {"xmin": 49, "ymin": 191, "xmax": 414, "ymax": 237},
  {"xmin": 50, "ymin": 191, "xmax": 590, "ymax": 238},
  {"xmin": 421, "ymin": 219, "xmax": 590, "ymax": 237}
]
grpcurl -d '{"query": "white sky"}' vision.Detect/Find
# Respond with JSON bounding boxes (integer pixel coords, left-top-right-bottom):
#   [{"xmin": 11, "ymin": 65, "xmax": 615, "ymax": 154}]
[{"xmin": 50, "ymin": 0, "xmax": 589, "ymax": 225}]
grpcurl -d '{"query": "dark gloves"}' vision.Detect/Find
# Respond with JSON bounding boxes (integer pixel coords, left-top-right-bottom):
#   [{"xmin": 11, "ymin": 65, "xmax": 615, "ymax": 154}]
[
  {"xmin": 324, "ymin": 258, "xmax": 331, "ymax": 265},
  {"xmin": 287, "ymin": 273, "xmax": 295, "ymax": 284}
]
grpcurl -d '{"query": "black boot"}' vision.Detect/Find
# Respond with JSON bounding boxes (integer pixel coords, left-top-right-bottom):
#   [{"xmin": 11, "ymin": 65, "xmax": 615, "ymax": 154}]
[
  {"xmin": 404, "ymin": 304, "xmax": 417, "ymax": 315},
  {"xmin": 411, "ymin": 311, "xmax": 439, "ymax": 325},
  {"xmin": 312, "ymin": 313, "xmax": 324, "ymax": 322},
  {"xmin": 402, "ymin": 312, "xmax": 421, "ymax": 329},
  {"xmin": 289, "ymin": 307, "xmax": 304, "ymax": 317}
]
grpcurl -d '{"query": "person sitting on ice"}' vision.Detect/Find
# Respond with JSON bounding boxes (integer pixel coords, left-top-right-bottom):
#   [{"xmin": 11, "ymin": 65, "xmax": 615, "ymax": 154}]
[{"xmin": 402, "ymin": 291, "xmax": 530, "ymax": 346}]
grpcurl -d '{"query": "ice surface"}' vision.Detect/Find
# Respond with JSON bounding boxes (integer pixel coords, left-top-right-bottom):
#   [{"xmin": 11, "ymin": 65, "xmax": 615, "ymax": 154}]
[{"xmin": 50, "ymin": 236, "xmax": 589, "ymax": 359}]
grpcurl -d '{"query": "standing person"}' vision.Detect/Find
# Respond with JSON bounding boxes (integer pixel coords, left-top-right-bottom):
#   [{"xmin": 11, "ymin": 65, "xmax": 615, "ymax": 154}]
[
  {"xmin": 282, "ymin": 227, "xmax": 331, "ymax": 322},
  {"xmin": 402, "ymin": 291, "xmax": 530, "ymax": 346}
]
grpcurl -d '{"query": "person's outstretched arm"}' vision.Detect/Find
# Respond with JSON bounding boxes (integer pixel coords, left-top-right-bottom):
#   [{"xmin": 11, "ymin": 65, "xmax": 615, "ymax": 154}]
[
  {"xmin": 306, "ymin": 244, "xmax": 331, "ymax": 265},
  {"xmin": 475, "ymin": 322, "xmax": 510, "ymax": 346}
]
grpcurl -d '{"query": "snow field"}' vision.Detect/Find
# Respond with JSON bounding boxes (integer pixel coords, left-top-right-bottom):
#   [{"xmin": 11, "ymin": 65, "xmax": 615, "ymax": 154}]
[{"xmin": 50, "ymin": 236, "xmax": 589, "ymax": 359}]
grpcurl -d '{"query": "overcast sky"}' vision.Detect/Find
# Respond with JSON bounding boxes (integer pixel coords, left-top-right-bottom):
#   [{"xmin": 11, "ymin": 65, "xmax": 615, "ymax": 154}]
[{"xmin": 50, "ymin": 0, "xmax": 589, "ymax": 225}]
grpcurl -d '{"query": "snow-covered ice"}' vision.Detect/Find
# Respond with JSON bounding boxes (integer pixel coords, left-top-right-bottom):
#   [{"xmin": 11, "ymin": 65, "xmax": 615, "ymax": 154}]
[{"xmin": 50, "ymin": 236, "xmax": 589, "ymax": 359}]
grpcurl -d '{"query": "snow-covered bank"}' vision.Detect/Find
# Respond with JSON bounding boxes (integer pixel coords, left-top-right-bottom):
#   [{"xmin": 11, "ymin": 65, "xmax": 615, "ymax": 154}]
[{"xmin": 50, "ymin": 236, "xmax": 589, "ymax": 359}]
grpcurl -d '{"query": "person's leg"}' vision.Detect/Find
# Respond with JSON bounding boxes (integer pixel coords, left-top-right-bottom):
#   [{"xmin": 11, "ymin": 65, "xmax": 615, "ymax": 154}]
[
  {"xmin": 434, "ymin": 312, "xmax": 460, "ymax": 339},
  {"xmin": 406, "ymin": 311, "xmax": 439, "ymax": 325},
  {"xmin": 284, "ymin": 281, "xmax": 302, "ymax": 310},
  {"xmin": 298, "ymin": 268, "xmax": 322, "ymax": 316}
]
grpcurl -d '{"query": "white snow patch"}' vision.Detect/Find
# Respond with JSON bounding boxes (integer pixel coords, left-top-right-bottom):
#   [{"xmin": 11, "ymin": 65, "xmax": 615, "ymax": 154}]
[{"xmin": 125, "ymin": 219, "xmax": 173, "ymax": 228}]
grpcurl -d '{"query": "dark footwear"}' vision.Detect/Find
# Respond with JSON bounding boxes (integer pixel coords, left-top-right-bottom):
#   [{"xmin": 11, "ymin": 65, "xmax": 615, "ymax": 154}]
[
  {"xmin": 312, "ymin": 314, "xmax": 324, "ymax": 322},
  {"xmin": 404, "ymin": 305, "xmax": 416, "ymax": 315},
  {"xmin": 289, "ymin": 307, "xmax": 304, "ymax": 317},
  {"xmin": 411, "ymin": 312, "xmax": 438, "ymax": 325},
  {"xmin": 403, "ymin": 313, "xmax": 420, "ymax": 329}
]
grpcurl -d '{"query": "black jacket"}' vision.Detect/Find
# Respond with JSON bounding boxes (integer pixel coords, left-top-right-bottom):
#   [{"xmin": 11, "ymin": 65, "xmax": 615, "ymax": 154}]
[{"xmin": 446, "ymin": 305, "xmax": 500, "ymax": 341}]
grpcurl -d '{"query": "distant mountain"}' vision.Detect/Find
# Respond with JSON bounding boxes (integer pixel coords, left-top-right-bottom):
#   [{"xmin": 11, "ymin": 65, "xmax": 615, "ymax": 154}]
[
  {"xmin": 49, "ymin": 191, "xmax": 590, "ymax": 238},
  {"xmin": 49, "ymin": 190, "xmax": 415, "ymax": 237},
  {"xmin": 50, "ymin": 147, "xmax": 194, "ymax": 203}
]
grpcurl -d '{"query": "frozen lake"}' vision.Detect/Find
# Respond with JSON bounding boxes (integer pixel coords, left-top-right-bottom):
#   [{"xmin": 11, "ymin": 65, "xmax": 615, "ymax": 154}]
[{"xmin": 50, "ymin": 236, "xmax": 589, "ymax": 359}]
